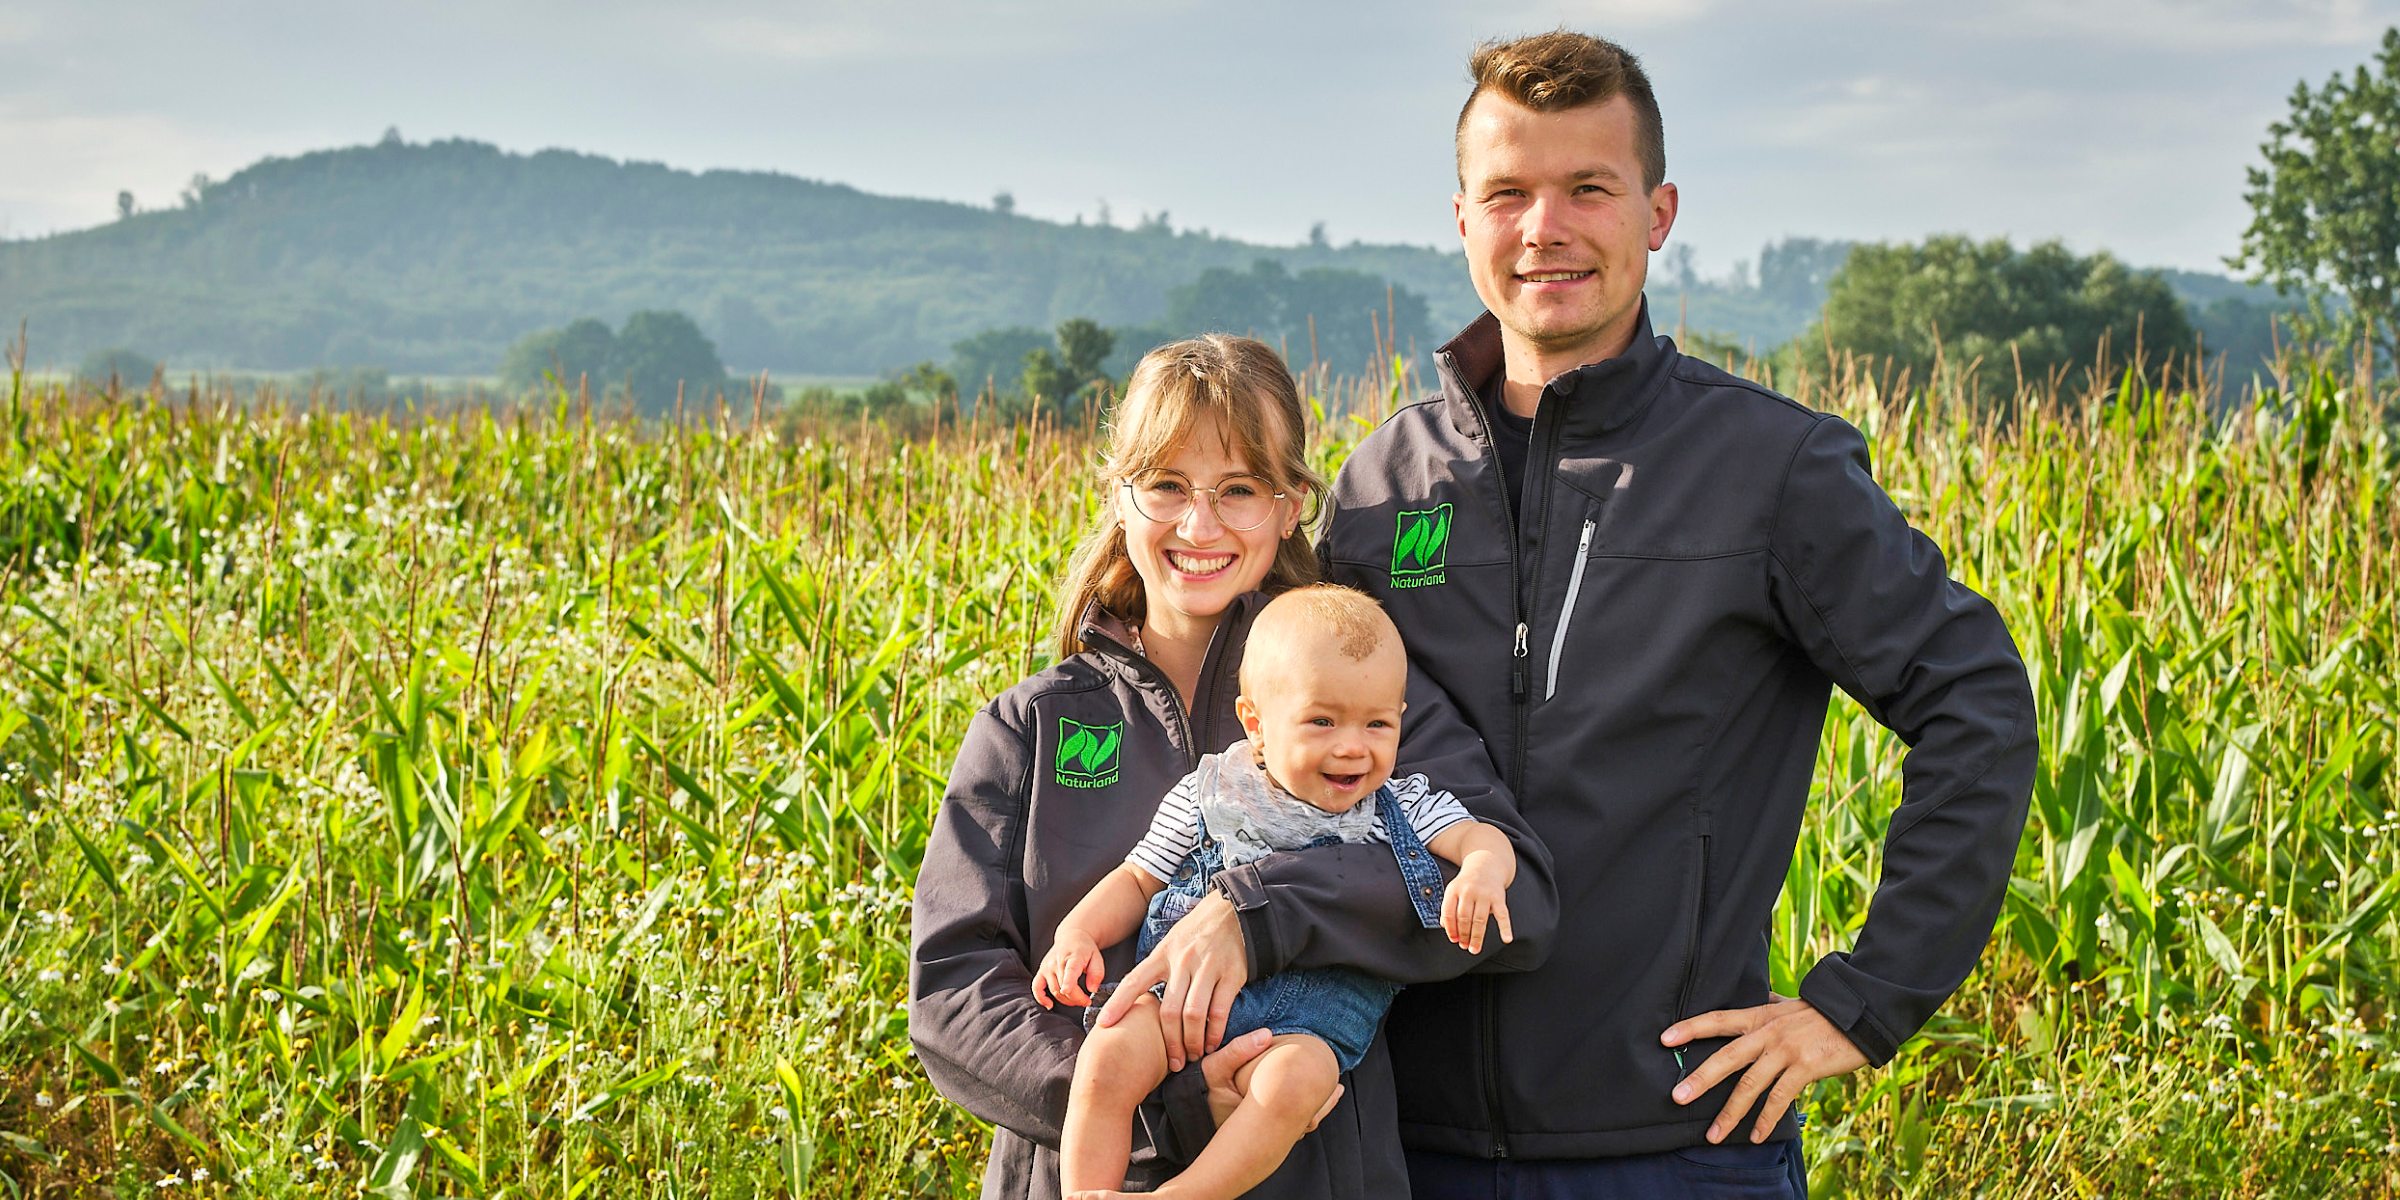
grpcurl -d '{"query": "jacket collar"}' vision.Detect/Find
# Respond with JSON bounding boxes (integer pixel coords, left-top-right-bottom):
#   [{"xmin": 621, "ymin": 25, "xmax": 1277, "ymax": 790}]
[
  {"xmin": 1076, "ymin": 590, "xmax": 1269, "ymax": 681},
  {"xmin": 1434, "ymin": 298, "xmax": 1678, "ymax": 443}
]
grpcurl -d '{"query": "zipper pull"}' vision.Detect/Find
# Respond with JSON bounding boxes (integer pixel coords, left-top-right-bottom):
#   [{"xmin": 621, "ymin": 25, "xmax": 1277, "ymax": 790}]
[{"xmin": 1511, "ymin": 622, "xmax": 1529, "ymax": 698}]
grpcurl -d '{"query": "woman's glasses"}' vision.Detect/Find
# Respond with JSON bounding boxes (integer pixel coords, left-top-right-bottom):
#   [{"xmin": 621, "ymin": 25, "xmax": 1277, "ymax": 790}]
[{"xmin": 1121, "ymin": 468, "xmax": 1286, "ymax": 531}]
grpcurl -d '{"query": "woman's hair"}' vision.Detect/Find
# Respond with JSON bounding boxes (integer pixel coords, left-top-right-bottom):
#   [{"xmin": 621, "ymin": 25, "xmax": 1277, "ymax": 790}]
[{"xmin": 1052, "ymin": 335, "xmax": 1327, "ymax": 659}]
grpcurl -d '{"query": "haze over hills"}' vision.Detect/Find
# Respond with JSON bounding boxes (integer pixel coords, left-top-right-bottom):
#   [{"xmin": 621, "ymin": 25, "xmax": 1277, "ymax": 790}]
[
  {"xmin": 0, "ymin": 136, "xmax": 1482, "ymax": 378},
  {"xmin": 0, "ymin": 135, "xmax": 2299, "ymax": 382}
]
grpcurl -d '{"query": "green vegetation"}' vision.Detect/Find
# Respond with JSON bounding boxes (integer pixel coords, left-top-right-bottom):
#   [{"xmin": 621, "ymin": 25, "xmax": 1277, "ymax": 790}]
[
  {"xmin": 497, "ymin": 320, "xmax": 616, "ymax": 398},
  {"xmin": 1157, "ymin": 259, "xmax": 1431, "ymax": 372},
  {"xmin": 0, "ymin": 335, "xmax": 2394, "ymax": 1195},
  {"xmin": 0, "ymin": 139, "xmax": 1480, "ymax": 378},
  {"xmin": 1017, "ymin": 318, "xmax": 1115, "ymax": 417},
  {"xmin": 76, "ymin": 348, "xmax": 158, "ymax": 389},
  {"xmin": 497, "ymin": 312, "xmax": 730, "ymax": 416},
  {"xmin": 2233, "ymin": 27, "xmax": 2400, "ymax": 366},
  {"xmin": 1800, "ymin": 236, "xmax": 2194, "ymax": 399}
]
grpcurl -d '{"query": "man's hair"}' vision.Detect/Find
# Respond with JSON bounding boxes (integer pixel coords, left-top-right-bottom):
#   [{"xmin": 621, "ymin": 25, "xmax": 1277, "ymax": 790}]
[
  {"xmin": 1240, "ymin": 584, "xmax": 1399, "ymax": 695},
  {"xmin": 1455, "ymin": 30, "xmax": 1666, "ymax": 193}
]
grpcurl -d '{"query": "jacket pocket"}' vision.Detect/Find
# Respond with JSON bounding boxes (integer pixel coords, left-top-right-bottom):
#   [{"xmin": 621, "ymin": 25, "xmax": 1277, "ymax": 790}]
[
  {"xmin": 1673, "ymin": 833, "xmax": 1711, "ymax": 1025},
  {"xmin": 1542, "ymin": 517, "xmax": 1598, "ymax": 701}
]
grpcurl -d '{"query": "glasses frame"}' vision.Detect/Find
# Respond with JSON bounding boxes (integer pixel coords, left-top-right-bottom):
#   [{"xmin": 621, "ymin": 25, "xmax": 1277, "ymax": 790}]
[{"xmin": 1119, "ymin": 468, "xmax": 1290, "ymax": 532}]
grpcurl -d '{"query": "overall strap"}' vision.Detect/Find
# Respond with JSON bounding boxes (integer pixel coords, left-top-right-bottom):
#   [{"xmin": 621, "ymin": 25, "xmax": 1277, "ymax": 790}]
[{"xmin": 1377, "ymin": 784, "xmax": 1448, "ymax": 930}]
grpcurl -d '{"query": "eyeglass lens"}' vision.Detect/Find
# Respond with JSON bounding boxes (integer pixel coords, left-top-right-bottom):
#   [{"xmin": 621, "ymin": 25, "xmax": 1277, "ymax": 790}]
[{"xmin": 1126, "ymin": 470, "xmax": 1280, "ymax": 530}]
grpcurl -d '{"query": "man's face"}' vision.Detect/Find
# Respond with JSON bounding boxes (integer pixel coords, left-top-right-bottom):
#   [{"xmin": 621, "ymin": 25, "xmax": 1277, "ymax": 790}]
[{"xmin": 1454, "ymin": 92, "xmax": 1678, "ymax": 361}]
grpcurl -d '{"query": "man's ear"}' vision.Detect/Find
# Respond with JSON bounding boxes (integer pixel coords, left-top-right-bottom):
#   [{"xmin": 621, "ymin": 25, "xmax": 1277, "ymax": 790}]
[{"xmin": 1647, "ymin": 181, "xmax": 1680, "ymax": 252}]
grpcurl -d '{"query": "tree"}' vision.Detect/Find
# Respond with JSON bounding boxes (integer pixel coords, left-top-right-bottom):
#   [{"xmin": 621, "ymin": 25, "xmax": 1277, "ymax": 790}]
[
  {"xmin": 1054, "ymin": 318, "xmax": 1115, "ymax": 385},
  {"xmin": 2231, "ymin": 27, "xmax": 2400, "ymax": 365},
  {"xmin": 1805, "ymin": 236, "xmax": 2193, "ymax": 398},
  {"xmin": 1757, "ymin": 238, "xmax": 1854, "ymax": 312},
  {"xmin": 497, "ymin": 317, "xmax": 615, "ymax": 395},
  {"xmin": 949, "ymin": 327, "xmax": 1054, "ymax": 399},
  {"xmin": 1164, "ymin": 259, "xmax": 1430, "ymax": 373},
  {"xmin": 612, "ymin": 310, "xmax": 727, "ymax": 414},
  {"xmin": 116, "ymin": 191, "xmax": 134, "ymax": 222},
  {"xmin": 893, "ymin": 361, "xmax": 958, "ymax": 403},
  {"xmin": 1021, "ymin": 318, "xmax": 1117, "ymax": 416},
  {"xmin": 78, "ymin": 347, "xmax": 157, "ymax": 388}
]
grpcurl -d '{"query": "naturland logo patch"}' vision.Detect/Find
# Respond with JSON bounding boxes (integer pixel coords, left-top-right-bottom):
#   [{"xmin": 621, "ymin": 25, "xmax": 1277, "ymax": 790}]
[
  {"xmin": 1390, "ymin": 504, "xmax": 1452, "ymax": 589},
  {"xmin": 1055, "ymin": 718, "xmax": 1124, "ymax": 788}
]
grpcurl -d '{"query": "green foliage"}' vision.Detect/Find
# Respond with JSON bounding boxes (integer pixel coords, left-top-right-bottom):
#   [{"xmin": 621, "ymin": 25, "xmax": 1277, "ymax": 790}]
[
  {"xmin": 3, "ymin": 346, "xmax": 2396, "ymax": 1196},
  {"xmin": 497, "ymin": 317, "xmax": 616, "ymax": 395},
  {"xmin": 75, "ymin": 346, "xmax": 157, "ymax": 388},
  {"xmin": 1164, "ymin": 259, "xmax": 1429, "ymax": 372},
  {"xmin": 0, "ymin": 139, "xmax": 1481, "ymax": 375},
  {"xmin": 1018, "ymin": 319, "xmax": 1116, "ymax": 418},
  {"xmin": 2, "ymin": 68, "xmax": 2395, "ymax": 1196},
  {"xmin": 891, "ymin": 362, "xmax": 957, "ymax": 404},
  {"xmin": 948, "ymin": 327, "xmax": 1052, "ymax": 400},
  {"xmin": 2231, "ymin": 26, "xmax": 2400, "ymax": 365},
  {"xmin": 1802, "ymin": 236, "xmax": 2195, "ymax": 399},
  {"xmin": 1053, "ymin": 319, "xmax": 1115, "ymax": 386},
  {"xmin": 613, "ymin": 310, "xmax": 728, "ymax": 414}
]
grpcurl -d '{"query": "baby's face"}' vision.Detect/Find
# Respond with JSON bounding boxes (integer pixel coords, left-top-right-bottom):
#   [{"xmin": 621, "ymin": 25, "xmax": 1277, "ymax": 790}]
[{"xmin": 1238, "ymin": 640, "xmax": 1407, "ymax": 814}]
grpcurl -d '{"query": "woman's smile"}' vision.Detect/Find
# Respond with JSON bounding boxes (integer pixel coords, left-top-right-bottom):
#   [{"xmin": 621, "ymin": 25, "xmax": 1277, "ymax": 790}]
[{"xmin": 1166, "ymin": 548, "xmax": 1236, "ymax": 578}]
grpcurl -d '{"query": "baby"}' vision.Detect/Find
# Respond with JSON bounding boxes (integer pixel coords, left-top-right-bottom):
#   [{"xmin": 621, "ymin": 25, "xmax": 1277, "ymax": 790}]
[{"xmin": 1033, "ymin": 584, "xmax": 1517, "ymax": 1199}]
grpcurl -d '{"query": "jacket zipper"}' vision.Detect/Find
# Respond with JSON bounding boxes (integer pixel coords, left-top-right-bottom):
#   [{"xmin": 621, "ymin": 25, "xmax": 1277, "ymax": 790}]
[
  {"xmin": 1443, "ymin": 353, "xmax": 1560, "ymax": 1159},
  {"xmin": 1543, "ymin": 519, "xmax": 1597, "ymax": 701},
  {"xmin": 1084, "ymin": 598, "xmax": 1246, "ymax": 771}
]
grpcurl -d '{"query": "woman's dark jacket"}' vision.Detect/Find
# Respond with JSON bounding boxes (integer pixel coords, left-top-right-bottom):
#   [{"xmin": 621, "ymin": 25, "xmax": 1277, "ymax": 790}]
[{"xmin": 909, "ymin": 592, "xmax": 1558, "ymax": 1198}]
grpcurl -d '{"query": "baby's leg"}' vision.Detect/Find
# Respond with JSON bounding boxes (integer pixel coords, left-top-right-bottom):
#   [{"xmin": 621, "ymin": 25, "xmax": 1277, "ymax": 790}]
[
  {"xmin": 1147, "ymin": 1033, "xmax": 1339, "ymax": 1200},
  {"xmin": 1059, "ymin": 992, "xmax": 1172, "ymax": 1195}
]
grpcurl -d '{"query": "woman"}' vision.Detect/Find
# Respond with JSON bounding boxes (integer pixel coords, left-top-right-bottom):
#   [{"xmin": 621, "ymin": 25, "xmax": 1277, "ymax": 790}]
[{"xmin": 910, "ymin": 336, "xmax": 1552, "ymax": 1198}]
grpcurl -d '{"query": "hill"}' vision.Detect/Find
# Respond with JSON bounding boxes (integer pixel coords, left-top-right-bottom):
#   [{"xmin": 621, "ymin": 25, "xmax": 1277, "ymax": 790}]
[
  {"xmin": 1, "ymin": 135, "xmax": 2304, "ymax": 383},
  {"xmin": 0, "ymin": 137, "xmax": 1482, "ymax": 377}
]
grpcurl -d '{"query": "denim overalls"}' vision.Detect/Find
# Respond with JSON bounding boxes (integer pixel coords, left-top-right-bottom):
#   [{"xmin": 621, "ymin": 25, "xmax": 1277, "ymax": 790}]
[{"xmin": 1114, "ymin": 782, "xmax": 1449, "ymax": 1073}]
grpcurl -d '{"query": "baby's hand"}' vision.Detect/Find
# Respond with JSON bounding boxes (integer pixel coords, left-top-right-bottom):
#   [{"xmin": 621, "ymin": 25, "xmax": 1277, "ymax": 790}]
[
  {"xmin": 1032, "ymin": 930, "xmax": 1106, "ymax": 1009},
  {"xmin": 1441, "ymin": 854, "xmax": 1514, "ymax": 955}
]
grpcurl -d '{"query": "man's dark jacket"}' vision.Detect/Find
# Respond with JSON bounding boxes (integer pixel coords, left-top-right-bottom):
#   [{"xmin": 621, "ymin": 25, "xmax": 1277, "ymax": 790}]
[
  {"xmin": 1311, "ymin": 306, "xmax": 2038, "ymax": 1158},
  {"xmin": 910, "ymin": 594, "xmax": 1559, "ymax": 1197}
]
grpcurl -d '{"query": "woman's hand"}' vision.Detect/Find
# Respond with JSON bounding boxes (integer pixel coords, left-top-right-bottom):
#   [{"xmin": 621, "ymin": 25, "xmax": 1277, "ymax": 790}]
[
  {"xmin": 1031, "ymin": 930, "xmax": 1105, "ymax": 1010},
  {"xmin": 1095, "ymin": 891, "xmax": 1247, "ymax": 1071}
]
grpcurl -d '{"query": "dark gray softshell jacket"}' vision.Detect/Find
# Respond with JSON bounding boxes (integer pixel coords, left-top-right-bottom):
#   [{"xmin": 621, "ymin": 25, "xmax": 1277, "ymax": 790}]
[
  {"xmin": 910, "ymin": 593, "xmax": 1559, "ymax": 1198},
  {"xmin": 1319, "ymin": 307, "xmax": 2037, "ymax": 1159}
]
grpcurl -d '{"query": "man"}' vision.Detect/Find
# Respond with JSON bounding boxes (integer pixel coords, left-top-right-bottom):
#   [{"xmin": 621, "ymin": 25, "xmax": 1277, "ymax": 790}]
[{"xmin": 1307, "ymin": 30, "xmax": 2038, "ymax": 1196}]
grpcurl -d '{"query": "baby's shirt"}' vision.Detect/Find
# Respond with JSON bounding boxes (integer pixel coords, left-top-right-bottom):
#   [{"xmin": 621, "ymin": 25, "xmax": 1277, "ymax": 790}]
[{"xmin": 1124, "ymin": 738, "xmax": 1476, "ymax": 882}]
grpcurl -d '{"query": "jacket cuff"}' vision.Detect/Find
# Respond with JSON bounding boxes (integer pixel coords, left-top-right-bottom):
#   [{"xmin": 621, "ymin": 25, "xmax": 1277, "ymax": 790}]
[
  {"xmin": 1210, "ymin": 864, "xmax": 1278, "ymax": 980},
  {"xmin": 1799, "ymin": 956, "xmax": 1900, "ymax": 1066},
  {"xmin": 1154, "ymin": 1063, "xmax": 1217, "ymax": 1164}
]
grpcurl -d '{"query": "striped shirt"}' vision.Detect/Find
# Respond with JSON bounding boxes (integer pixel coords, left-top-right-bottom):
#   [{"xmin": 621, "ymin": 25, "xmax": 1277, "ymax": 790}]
[{"xmin": 1125, "ymin": 739, "xmax": 1476, "ymax": 883}]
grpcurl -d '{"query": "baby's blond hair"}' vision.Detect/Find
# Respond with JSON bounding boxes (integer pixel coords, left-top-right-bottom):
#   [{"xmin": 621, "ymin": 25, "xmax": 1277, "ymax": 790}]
[{"xmin": 1240, "ymin": 584, "xmax": 1400, "ymax": 696}]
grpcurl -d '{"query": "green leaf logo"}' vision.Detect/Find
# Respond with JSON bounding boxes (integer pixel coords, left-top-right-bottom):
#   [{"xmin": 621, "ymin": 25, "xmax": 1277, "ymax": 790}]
[
  {"xmin": 1055, "ymin": 717, "xmax": 1124, "ymax": 787},
  {"xmin": 1390, "ymin": 503, "xmax": 1453, "ymax": 580}
]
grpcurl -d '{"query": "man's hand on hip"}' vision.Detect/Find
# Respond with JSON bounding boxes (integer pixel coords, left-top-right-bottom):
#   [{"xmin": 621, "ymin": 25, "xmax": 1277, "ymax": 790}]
[{"xmin": 1662, "ymin": 996, "xmax": 1868, "ymax": 1144}]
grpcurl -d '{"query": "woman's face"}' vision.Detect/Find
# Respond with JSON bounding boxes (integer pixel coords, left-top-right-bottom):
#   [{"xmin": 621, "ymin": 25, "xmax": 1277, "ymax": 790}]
[{"xmin": 1114, "ymin": 418, "xmax": 1300, "ymax": 634}]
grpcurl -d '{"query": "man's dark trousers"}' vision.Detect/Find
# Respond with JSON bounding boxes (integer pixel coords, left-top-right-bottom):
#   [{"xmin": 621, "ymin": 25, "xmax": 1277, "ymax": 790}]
[{"xmin": 1406, "ymin": 1138, "xmax": 1807, "ymax": 1199}]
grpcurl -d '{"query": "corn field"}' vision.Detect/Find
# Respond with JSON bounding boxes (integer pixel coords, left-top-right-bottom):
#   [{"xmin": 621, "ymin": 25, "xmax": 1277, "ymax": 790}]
[{"xmin": 0, "ymin": 349, "xmax": 2394, "ymax": 1198}]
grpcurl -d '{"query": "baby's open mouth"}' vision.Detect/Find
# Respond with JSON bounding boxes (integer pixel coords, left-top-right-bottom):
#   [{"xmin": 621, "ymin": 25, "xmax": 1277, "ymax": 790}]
[{"xmin": 1322, "ymin": 772, "xmax": 1364, "ymax": 789}]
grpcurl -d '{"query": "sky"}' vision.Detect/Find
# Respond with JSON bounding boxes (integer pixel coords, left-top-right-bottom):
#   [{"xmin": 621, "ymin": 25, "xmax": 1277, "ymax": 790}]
[{"xmin": 3, "ymin": 0, "xmax": 2395, "ymax": 280}]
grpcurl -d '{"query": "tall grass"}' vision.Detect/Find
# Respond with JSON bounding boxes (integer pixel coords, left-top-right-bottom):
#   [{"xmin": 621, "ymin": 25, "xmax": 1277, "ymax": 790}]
[{"xmin": 0, "ymin": 346, "xmax": 2393, "ymax": 1197}]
